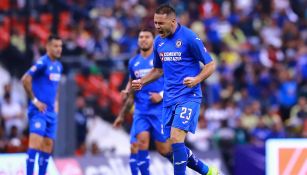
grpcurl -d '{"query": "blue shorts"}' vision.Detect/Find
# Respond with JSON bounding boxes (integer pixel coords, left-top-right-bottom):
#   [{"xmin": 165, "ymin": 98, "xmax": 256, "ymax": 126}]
[
  {"xmin": 130, "ymin": 114, "xmax": 167, "ymax": 143},
  {"xmin": 162, "ymin": 101, "xmax": 200, "ymax": 139},
  {"xmin": 28, "ymin": 110, "xmax": 57, "ymax": 139}
]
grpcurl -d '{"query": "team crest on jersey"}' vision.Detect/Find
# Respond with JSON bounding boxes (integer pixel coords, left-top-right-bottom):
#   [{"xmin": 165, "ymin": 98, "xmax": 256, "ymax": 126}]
[{"xmin": 176, "ymin": 39, "xmax": 182, "ymax": 48}]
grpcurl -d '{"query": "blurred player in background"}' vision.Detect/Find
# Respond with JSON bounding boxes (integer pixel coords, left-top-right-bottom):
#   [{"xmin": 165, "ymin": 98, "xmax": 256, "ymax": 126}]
[
  {"xmin": 113, "ymin": 29, "xmax": 170, "ymax": 175},
  {"xmin": 132, "ymin": 4, "xmax": 218, "ymax": 175},
  {"xmin": 22, "ymin": 35, "xmax": 63, "ymax": 175}
]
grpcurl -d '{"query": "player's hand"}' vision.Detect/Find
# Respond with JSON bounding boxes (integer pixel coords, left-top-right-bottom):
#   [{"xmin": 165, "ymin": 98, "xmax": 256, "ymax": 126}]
[
  {"xmin": 131, "ymin": 79, "xmax": 143, "ymax": 90},
  {"xmin": 33, "ymin": 99, "xmax": 47, "ymax": 113},
  {"xmin": 113, "ymin": 116, "xmax": 124, "ymax": 128},
  {"xmin": 149, "ymin": 92, "xmax": 162, "ymax": 103},
  {"xmin": 183, "ymin": 77, "xmax": 199, "ymax": 88},
  {"xmin": 120, "ymin": 89, "xmax": 129, "ymax": 101}
]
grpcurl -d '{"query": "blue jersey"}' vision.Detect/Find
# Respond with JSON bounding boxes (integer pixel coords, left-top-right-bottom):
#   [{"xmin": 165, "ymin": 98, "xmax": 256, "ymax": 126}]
[
  {"xmin": 153, "ymin": 24, "xmax": 212, "ymax": 107},
  {"xmin": 129, "ymin": 53, "xmax": 163, "ymax": 116},
  {"xmin": 26, "ymin": 54, "xmax": 63, "ymax": 113}
]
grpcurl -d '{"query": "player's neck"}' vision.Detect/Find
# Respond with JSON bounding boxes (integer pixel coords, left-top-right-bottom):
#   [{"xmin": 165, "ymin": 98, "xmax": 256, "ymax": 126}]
[
  {"xmin": 140, "ymin": 49, "xmax": 153, "ymax": 58},
  {"xmin": 47, "ymin": 53, "xmax": 56, "ymax": 61},
  {"xmin": 171, "ymin": 22, "xmax": 178, "ymax": 35}
]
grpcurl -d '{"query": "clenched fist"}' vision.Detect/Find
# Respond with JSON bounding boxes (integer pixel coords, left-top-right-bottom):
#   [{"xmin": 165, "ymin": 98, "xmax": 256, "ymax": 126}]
[{"xmin": 131, "ymin": 79, "xmax": 143, "ymax": 90}]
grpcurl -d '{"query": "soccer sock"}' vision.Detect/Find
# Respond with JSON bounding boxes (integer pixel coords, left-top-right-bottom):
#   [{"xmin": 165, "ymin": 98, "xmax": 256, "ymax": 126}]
[
  {"xmin": 129, "ymin": 153, "xmax": 139, "ymax": 175},
  {"xmin": 38, "ymin": 151, "xmax": 51, "ymax": 175},
  {"xmin": 27, "ymin": 148, "xmax": 38, "ymax": 175},
  {"xmin": 186, "ymin": 147, "xmax": 209, "ymax": 175},
  {"xmin": 137, "ymin": 150, "xmax": 150, "ymax": 175},
  {"xmin": 172, "ymin": 143, "xmax": 188, "ymax": 175}
]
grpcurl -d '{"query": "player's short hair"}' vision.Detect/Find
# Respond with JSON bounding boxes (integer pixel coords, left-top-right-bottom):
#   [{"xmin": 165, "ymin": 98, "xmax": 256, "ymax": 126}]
[
  {"xmin": 155, "ymin": 4, "xmax": 176, "ymax": 17},
  {"xmin": 139, "ymin": 28, "xmax": 155, "ymax": 38},
  {"xmin": 47, "ymin": 34, "xmax": 61, "ymax": 43}
]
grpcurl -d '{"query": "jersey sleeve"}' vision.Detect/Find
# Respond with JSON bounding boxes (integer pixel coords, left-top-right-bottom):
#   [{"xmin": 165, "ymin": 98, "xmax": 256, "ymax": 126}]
[
  {"xmin": 26, "ymin": 59, "xmax": 46, "ymax": 77},
  {"xmin": 128, "ymin": 59, "xmax": 136, "ymax": 80},
  {"xmin": 188, "ymin": 33, "xmax": 213, "ymax": 65},
  {"xmin": 153, "ymin": 39, "xmax": 162, "ymax": 69}
]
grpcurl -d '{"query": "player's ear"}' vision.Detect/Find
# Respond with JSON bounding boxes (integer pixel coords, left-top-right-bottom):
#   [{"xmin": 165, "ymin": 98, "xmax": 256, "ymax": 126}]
[{"xmin": 171, "ymin": 18, "xmax": 176, "ymax": 25}]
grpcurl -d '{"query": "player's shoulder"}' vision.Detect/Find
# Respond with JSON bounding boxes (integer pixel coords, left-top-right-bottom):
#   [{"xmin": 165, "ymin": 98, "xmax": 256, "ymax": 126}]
[
  {"xmin": 35, "ymin": 55, "xmax": 49, "ymax": 65},
  {"xmin": 128, "ymin": 54, "xmax": 141, "ymax": 65},
  {"xmin": 153, "ymin": 35, "xmax": 162, "ymax": 46},
  {"xmin": 154, "ymin": 35, "xmax": 162, "ymax": 41},
  {"xmin": 178, "ymin": 25, "xmax": 204, "ymax": 47},
  {"xmin": 180, "ymin": 25, "xmax": 198, "ymax": 39}
]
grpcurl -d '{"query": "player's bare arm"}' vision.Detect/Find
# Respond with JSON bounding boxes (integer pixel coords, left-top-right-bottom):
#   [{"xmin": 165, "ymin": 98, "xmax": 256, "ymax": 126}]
[
  {"xmin": 121, "ymin": 79, "xmax": 132, "ymax": 101},
  {"xmin": 22, "ymin": 74, "xmax": 47, "ymax": 112},
  {"xmin": 113, "ymin": 92, "xmax": 134, "ymax": 128},
  {"xmin": 183, "ymin": 60, "xmax": 216, "ymax": 88},
  {"xmin": 55, "ymin": 88, "xmax": 60, "ymax": 113},
  {"xmin": 131, "ymin": 68, "xmax": 163, "ymax": 90}
]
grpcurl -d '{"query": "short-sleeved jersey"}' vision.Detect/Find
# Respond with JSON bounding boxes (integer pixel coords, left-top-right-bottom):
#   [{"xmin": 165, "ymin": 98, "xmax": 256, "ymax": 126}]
[
  {"xmin": 26, "ymin": 54, "xmax": 63, "ymax": 113},
  {"xmin": 153, "ymin": 24, "xmax": 212, "ymax": 107},
  {"xmin": 129, "ymin": 53, "xmax": 163, "ymax": 116}
]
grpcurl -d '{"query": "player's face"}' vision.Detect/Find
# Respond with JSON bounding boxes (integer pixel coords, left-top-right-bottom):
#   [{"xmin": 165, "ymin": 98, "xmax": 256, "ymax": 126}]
[
  {"xmin": 47, "ymin": 39, "xmax": 62, "ymax": 59},
  {"xmin": 154, "ymin": 13, "xmax": 175, "ymax": 38},
  {"xmin": 138, "ymin": 31, "xmax": 154, "ymax": 51}
]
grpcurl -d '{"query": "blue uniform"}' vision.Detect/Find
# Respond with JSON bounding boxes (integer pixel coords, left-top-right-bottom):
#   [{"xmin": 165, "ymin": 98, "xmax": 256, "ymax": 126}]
[
  {"xmin": 153, "ymin": 24, "xmax": 212, "ymax": 138},
  {"xmin": 128, "ymin": 52, "xmax": 166, "ymax": 143},
  {"xmin": 26, "ymin": 54, "xmax": 62, "ymax": 139}
]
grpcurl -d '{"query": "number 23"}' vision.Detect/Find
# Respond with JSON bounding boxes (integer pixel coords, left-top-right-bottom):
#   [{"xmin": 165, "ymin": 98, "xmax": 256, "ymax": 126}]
[{"xmin": 180, "ymin": 107, "xmax": 192, "ymax": 120}]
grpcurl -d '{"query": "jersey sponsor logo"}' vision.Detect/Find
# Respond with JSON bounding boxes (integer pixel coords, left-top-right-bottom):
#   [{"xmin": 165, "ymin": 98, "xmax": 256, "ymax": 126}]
[
  {"xmin": 134, "ymin": 68, "xmax": 151, "ymax": 78},
  {"xmin": 159, "ymin": 53, "xmax": 164, "ymax": 61},
  {"xmin": 159, "ymin": 52, "xmax": 182, "ymax": 61},
  {"xmin": 49, "ymin": 73, "xmax": 61, "ymax": 81},
  {"xmin": 176, "ymin": 39, "xmax": 182, "ymax": 48},
  {"xmin": 158, "ymin": 42, "xmax": 164, "ymax": 47}
]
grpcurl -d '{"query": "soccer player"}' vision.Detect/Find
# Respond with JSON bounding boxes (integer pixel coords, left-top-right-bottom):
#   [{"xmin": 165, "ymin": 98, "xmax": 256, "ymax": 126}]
[
  {"xmin": 115, "ymin": 28, "xmax": 216, "ymax": 175},
  {"xmin": 22, "ymin": 35, "xmax": 63, "ymax": 175},
  {"xmin": 132, "ymin": 4, "xmax": 218, "ymax": 175},
  {"xmin": 113, "ymin": 29, "xmax": 170, "ymax": 175}
]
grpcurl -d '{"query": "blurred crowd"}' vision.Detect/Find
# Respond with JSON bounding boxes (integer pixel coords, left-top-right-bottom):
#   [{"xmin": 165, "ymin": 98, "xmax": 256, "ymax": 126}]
[{"xmin": 0, "ymin": 0, "xmax": 307, "ymax": 168}]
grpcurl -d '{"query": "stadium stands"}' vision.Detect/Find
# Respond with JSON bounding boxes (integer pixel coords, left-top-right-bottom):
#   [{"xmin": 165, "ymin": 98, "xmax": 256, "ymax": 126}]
[{"xmin": 0, "ymin": 0, "xmax": 307, "ymax": 173}]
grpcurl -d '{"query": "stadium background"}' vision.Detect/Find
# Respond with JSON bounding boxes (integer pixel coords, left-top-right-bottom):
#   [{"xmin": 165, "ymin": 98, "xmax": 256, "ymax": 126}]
[{"xmin": 0, "ymin": 0, "xmax": 306, "ymax": 175}]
